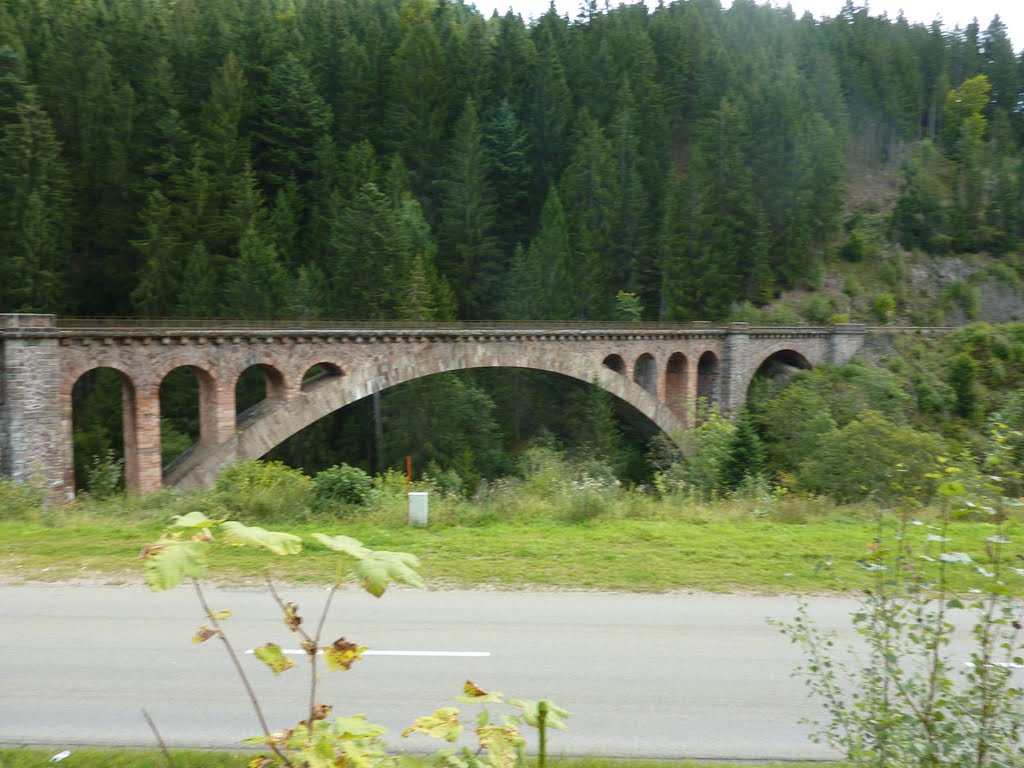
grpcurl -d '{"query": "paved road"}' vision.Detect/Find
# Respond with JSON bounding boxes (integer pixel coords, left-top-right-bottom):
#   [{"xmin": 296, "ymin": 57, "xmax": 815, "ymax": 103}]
[{"xmin": 0, "ymin": 584, "xmax": 983, "ymax": 760}]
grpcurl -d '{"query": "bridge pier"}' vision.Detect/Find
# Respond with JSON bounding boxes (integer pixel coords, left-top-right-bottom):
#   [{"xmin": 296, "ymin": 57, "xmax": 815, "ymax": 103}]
[{"xmin": 0, "ymin": 314, "xmax": 68, "ymax": 503}]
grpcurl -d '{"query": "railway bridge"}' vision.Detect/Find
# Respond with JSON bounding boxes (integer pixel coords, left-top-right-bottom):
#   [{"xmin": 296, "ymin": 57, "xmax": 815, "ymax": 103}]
[{"xmin": 0, "ymin": 314, "xmax": 868, "ymax": 501}]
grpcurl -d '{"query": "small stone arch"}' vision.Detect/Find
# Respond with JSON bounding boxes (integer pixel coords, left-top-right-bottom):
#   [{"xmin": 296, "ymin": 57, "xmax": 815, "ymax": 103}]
[
  {"xmin": 664, "ymin": 352, "xmax": 688, "ymax": 421},
  {"xmin": 754, "ymin": 349, "xmax": 813, "ymax": 380},
  {"xmin": 66, "ymin": 365, "xmax": 137, "ymax": 493},
  {"xmin": 697, "ymin": 351, "xmax": 720, "ymax": 411},
  {"xmin": 235, "ymin": 363, "xmax": 288, "ymax": 419},
  {"xmin": 603, "ymin": 354, "xmax": 626, "ymax": 375},
  {"xmin": 633, "ymin": 353, "xmax": 657, "ymax": 395},
  {"xmin": 301, "ymin": 362, "xmax": 344, "ymax": 392},
  {"xmin": 159, "ymin": 364, "xmax": 222, "ymax": 454}
]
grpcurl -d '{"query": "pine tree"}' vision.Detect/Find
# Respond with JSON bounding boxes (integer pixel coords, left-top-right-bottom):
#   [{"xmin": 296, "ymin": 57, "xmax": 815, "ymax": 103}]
[
  {"xmin": 224, "ymin": 225, "xmax": 290, "ymax": 319},
  {"xmin": 130, "ymin": 190, "xmax": 184, "ymax": 317},
  {"xmin": 558, "ymin": 111, "xmax": 619, "ymax": 319},
  {"xmin": 438, "ymin": 98, "xmax": 501, "ymax": 318},
  {"xmin": 253, "ymin": 54, "xmax": 332, "ymax": 194},
  {"xmin": 0, "ymin": 80, "xmax": 69, "ymax": 312},
  {"xmin": 721, "ymin": 408, "xmax": 765, "ymax": 490},
  {"xmin": 176, "ymin": 243, "xmax": 219, "ymax": 318},
  {"xmin": 503, "ymin": 186, "xmax": 573, "ymax": 320},
  {"xmin": 485, "ymin": 100, "xmax": 532, "ymax": 258}
]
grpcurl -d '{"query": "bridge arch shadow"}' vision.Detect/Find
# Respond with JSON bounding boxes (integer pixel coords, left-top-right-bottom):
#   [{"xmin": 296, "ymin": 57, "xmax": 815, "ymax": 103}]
[{"xmin": 753, "ymin": 349, "xmax": 812, "ymax": 382}]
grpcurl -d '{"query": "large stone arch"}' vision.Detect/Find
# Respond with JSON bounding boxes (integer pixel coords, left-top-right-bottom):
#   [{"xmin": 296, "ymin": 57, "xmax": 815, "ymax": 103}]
[
  {"xmin": 167, "ymin": 345, "xmax": 687, "ymax": 490},
  {"xmin": 742, "ymin": 342, "xmax": 825, "ymax": 400}
]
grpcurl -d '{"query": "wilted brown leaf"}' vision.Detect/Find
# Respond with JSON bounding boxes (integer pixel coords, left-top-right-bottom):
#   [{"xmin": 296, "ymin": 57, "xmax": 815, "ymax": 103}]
[
  {"xmin": 323, "ymin": 637, "xmax": 365, "ymax": 671},
  {"xmin": 284, "ymin": 602, "xmax": 302, "ymax": 631},
  {"xmin": 192, "ymin": 626, "xmax": 220, "ymax": 644}
]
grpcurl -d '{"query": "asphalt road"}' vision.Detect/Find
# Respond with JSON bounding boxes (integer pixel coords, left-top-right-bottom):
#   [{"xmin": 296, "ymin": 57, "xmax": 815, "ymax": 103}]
[{"xmin": 0, "ymin": 583, "xmax": 990, "ymax": 760}]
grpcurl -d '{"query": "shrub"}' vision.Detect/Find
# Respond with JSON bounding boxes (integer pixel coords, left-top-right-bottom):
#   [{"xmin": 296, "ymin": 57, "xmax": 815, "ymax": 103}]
[
  {"xmin": 84, "ymin": 449, "xmax": 124, "ymax": 499},
  {"xmin": 842, "ymin": 274, "xmax": 861, "ymax": 297},
  {"xmin": 800, "ymin": 295, "xmax": 833, "ymax": 324},
  {"xmin": 943, "ymin": 279, "xmax": 980, "ymax": 320},
  {"xmin": 777, "ymin": 435, "xmax": 1024, "ymax": 767},
  {"xmin": 872, "ymin": 292, "xmax": 897, "ymax": 323},
  {"xmin": 0, "ymin": 478, "xmax": 45, "ymax": 521},
  {"xmin": 797, "ymin": 411, "xmax": 947, "ymax": 502},
  {"xmin": 214, "ymin": 460, "xmax": 312, "ymax": 522},
  {"xmin": 313, "ymin": 463, "xmax": 374, "ymax": 507}
]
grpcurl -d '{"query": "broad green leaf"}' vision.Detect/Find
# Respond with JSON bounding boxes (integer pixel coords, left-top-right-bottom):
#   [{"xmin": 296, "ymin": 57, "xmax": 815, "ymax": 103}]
[
  {"xmin": 312, "ymin": 533, "xmax": 372, "ymax": 559},
  {"xmin": 341, "ymin": 739, "xmax": 383, "ymax": 768},
  {"xmin": 354, "ymin": 551, "xmax": 424, "ymax": 597},
  {"xmin": 509, "ymin": 699, "xmax": 570, "ymax": 730},
  {"xmin": 937, "ymin": 480, "xmax": 966, "ymax": 497},
  {"xmin": 477, "ymin": 724, "xmax": 524, "ymax": 768},
  {"xmin": 212, "ymin": 609, "xmax": 232, "ymax": 620},
  {"xmin": 298, "ymin": 738, "xmax": 336, "ymax": 768},
  {"xmin": 142, "ymin": 539, "xmax": 210, "ymax": 591},
  {"xmin": 253, "ymin": 642, "xmax": 295, "ymax": 675},
  {"xmin": 332, "ymin": 715, "xmax": 387, "ymax": 740},
  {"xmin": 456, "ymin": 679, "xmax": 504, "ymax": 704},
  {"xmin": 221, "ymin": 521, "xmax": 302, "ymax": 555},
  {"xmin": 402, "ymin": 707, "xmax": 463, "ymax": 742},
  {"xmin": 323, "ymin": 637, "xmax": 366, "ymax": 671},
  {"xmin": 172, "ymin": 511, "xmax": 217, "ymax": 529}
]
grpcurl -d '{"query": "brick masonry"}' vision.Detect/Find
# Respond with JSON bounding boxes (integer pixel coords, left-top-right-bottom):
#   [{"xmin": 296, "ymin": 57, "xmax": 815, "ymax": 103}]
[{"xmin": 0, "ymin": 316, "xmax": 868, "ymax": 501}]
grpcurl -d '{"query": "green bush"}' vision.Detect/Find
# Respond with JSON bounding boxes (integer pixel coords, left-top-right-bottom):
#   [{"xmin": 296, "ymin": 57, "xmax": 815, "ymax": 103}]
[
  {"xmin": 313, "ymin": 463, "xmax": 374, "ymax": 507},
  {"xmin": 0, "ymin": 478, "xmax": 45, "ymax": 521},
  {"xmin": 943, "ymin": 279, "xmax": 980, "ymax": 320},
  {"xmin": 214, "ymin": 460, "xmax": 312, "ymax": 522},
  {"xmin": 797, "ymin": 410, "xmax": 947, "ymax": 501},
  {"xmin": 872, "ymin": 292, "xmax": 897, "ymax": 323},
  {"xmin": 800, "ymin": 295, "xmax": 833, "ymax": 324},
  {"xmin": 83, "ymin": 449, "xmax": 124, "ymax": 500}
]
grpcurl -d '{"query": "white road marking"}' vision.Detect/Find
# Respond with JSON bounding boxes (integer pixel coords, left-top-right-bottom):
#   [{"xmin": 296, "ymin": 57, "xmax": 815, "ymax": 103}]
[
  {"xmin": 963, "ymin": 661, "xmax": 1024, "ymax": 669},
  {"xmin": 245, "ymin": 649, "xmax": 490, "ymax": 657}
]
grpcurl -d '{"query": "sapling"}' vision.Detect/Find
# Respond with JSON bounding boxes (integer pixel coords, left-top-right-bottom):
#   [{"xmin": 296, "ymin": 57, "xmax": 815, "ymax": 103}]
[
  {"xmin": 141, "ymin": 512, "xmax": 568, "ymax": 768},
  {"xmin": 775, "ymin": 428, "xmax": 1024, "ymax": 768}
]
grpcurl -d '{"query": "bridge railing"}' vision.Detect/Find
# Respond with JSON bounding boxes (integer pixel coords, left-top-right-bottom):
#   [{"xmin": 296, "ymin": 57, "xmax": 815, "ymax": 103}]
[{"xmin": 47, "ymin": 317, "xmax": 874, "ymax": 333}]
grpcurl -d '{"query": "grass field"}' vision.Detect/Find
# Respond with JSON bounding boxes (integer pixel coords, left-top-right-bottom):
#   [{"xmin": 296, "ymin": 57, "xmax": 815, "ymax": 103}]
[{"xmin": 2, "ymin": 486, "xmax": 1021, "ymax": 594}]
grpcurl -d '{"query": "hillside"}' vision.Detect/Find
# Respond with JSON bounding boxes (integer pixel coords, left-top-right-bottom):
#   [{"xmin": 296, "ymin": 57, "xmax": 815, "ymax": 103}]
[{"xmin": 1, "ymin": 0, "xmax": 1022, "ymax": 489}]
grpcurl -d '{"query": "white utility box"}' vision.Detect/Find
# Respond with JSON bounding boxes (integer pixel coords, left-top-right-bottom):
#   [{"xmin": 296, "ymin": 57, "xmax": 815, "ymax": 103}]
[{"xmin": 408, "ymin": 491, "xmax": 429, "ymax": 526}]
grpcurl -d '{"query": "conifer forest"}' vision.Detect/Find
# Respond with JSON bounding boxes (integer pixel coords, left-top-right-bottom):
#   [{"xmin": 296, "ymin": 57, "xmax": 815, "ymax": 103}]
[{"xmin": 1, "ymin": 0, "xmax": 1022, "ymax": 490}]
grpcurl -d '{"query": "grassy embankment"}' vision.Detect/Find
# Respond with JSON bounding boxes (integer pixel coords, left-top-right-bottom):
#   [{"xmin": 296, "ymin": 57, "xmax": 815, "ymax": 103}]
[{"xmin": 2, "ymin": 483, "xmax": 1020, "ymax": 594}]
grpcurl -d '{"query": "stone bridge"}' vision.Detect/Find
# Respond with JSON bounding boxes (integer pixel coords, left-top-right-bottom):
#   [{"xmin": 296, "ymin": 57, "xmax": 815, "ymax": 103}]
[{"xmin": 0, "ymin": 314, "xmax": 868, "ymax": 501}]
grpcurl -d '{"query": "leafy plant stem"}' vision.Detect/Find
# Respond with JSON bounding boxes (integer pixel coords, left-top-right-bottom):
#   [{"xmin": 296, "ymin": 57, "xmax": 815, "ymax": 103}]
[
  {"xmin": 308, "ymin": 572, "xmax": 344, "ymax": 724},
  {"xmin": 141, "ymin": 707, "xmax": 174, "ymax": 768},
  {"xmin": 192, "ymin": 578, "xmax": 294, "ymax": 768},
  {"xmin": 263, "ymin": 573, "xmax": 323, "ymax": 731},
  {"xmin": 537, "ymin": 700, "xmax": 548, "ymax": 768}
]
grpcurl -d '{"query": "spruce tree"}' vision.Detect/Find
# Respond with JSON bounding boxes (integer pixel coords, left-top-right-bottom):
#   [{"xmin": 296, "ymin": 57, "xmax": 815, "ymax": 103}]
[
  {"xmin": 438, "ymin": 98, "xmax": 501, "ymax": 318},
  {"xmin": 721, "ymin": 408, "xmax": 766, "ymax": 491}
]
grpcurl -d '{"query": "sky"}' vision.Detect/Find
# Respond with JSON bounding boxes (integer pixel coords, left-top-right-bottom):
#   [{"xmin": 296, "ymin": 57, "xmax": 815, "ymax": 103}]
[{"xmin": 476, "ymin": 0, "xmax": 1023, "ymax": 51}]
